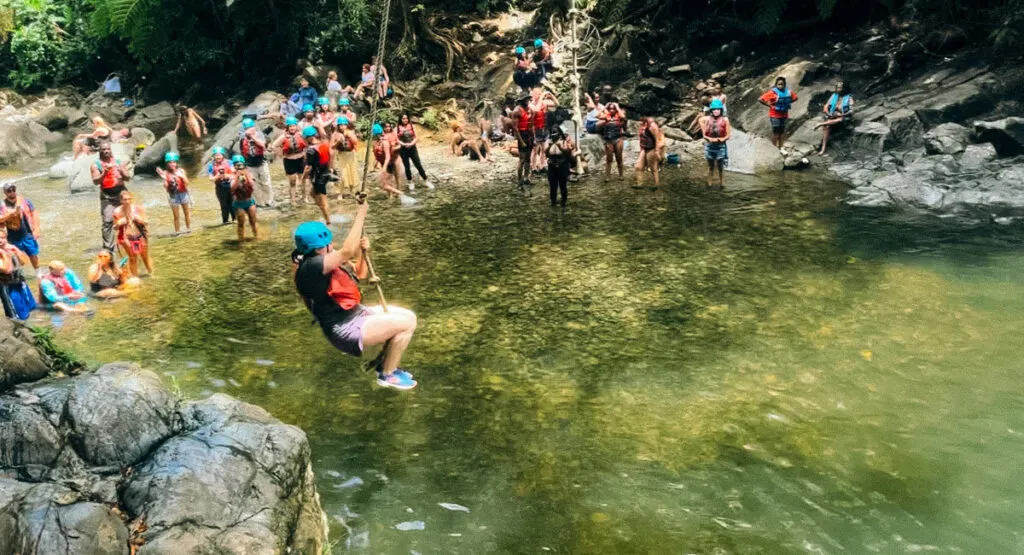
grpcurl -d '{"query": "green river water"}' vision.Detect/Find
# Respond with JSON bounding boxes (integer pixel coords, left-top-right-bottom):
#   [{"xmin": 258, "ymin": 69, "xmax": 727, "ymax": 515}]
[{"xmin": 6, "ymin": 152, "xmax": 1024, "ymax": 554}]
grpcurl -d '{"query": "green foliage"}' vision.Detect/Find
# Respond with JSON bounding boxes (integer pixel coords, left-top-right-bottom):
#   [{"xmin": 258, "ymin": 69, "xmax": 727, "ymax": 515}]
[
  {"xmin": 30, "ymin": 325, "xmax": 87, "ymax": 376},
  {"xmin": 354, "ymin": 107, "xmax": 397, "ymax": 137},
  {"xmin": 1, "ymin": 0, "xmax": 96, "ymax": 90},
  {"xmin": 420, "ymin": 107, "xmax": 443, "ymax": 131}
]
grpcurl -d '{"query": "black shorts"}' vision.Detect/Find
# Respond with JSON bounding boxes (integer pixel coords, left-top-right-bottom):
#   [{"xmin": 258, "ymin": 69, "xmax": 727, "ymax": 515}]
[
  {"xmin": 312, "ymin": 173, "xmax": 330, "ymax": 195},
  {"xmin": 534, "ymin": 128, "xmax": 549, "ymax": 143},
  {"xmin": 518, "ymin": 131, "xmax": 535, "ymax": 150},
  {"xmin": 770, "ymin": 117, "xmax": 788, "ymax": 133},
  {"xmin": 284, "ymin": 157, "xmax": 305, "ymax": 176}
]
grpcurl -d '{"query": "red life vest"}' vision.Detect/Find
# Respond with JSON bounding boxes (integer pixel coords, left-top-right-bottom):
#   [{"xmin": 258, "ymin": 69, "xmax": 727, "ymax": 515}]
[
  {"xmin": 516, "ymin": 108, "xmax": 532, "ymax": 132},
  {"xmin": 48, "ymin": 275, "xmax": 73, "ymax": 297},
  {"xmin": 705, "ymin": 115, "xmax": 728, "ymax": 138},
  {"xmin": 164, "ymin": 170, "xmax": 187, "ymax": 194},
  {"xmin": 95, "ymin": 160, "xmax": 122, "ymax": 190},
  {"xmin": 373, "ymin": 140, "xmax": 387, "ymax": 164},
  {"xmin": 282, "ymin": 132, "xmax": 307, "ymax": 155},
  {"xmin": 639, "ymin": 126, "xmax": 656, "ymax": 150},
  {"xmin": 232, "ymin": 174, "xmax": 254, "ymax": 200},
  {"xmin": 209, "ymin": 159, "xmax": 234, "ymax": 182},
  {"xmin": 532, "ymin": 103, "xmax": 546, "ymax": 129},
  {"xmin": 316, "ymin": 142, "xmax": 331, "ymax": 166},
  {"xmin": 241, "ymin": 136, "xmax": 265, "ymax": 159},
  {"xmin": 335, "ymin": 132, "xmax": 356, "ymax": 152},
  {"xmin": 397, "ymin": 123, "xmax": 416, "ymax": 143},
  {"xmin": 326, "ymin": 264, "xmax": 362, "ymax": 310}
]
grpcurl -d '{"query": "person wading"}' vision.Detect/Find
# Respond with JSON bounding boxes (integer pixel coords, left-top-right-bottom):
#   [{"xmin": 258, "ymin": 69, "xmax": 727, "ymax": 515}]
[
  {"xmin": 397, "ymin": 114, "xmax": 434, "ymax": 191},
  {"xmin": 89, "ymin": 142, "xmax": 131, "ymax": 254},
  {"xmin": 546, "ymin": 127, "xmax": 576, "ymax": 207},
  {"xmin": 332, "ymin": 117, "xmax": 359, "ymax": 197},
  {"xmin": 156, "ymin": 152, "xmax": 192, "ymax": 234},
  {"xmin": 240, "ymin": 118, "xmax": 274, "ymax": 207},
  {"xmin": 301, "ymin": 126, "xmax": 334, "ymax": 223},
  {"xmin": 635, "ymin": 117, "xmax": 664, "ymax": 187},
  {"xmin": 0, "ymin": 182, "xmax": 41, "ymax": 272},
  {"xmin": 701, "ymin": 99, "xmax": 732, "ymax": 187},
  {"xmin": 272, "ymin": 117, "xmax": 308, "ymax": 206},
  {"xmin": 230, "ymin": 155, "xmax": 259, "ymax": 242},
  {"xmin": 598, "ymin": 101, "xmax": 627, "ymax": 178},
  {"xmin": 510, "ymin": 94, "xmax": 535, "ymax": 187},
  {"xmin": 292, "ymin": 203, "xmax": 419, "ymax": 390},
  {"xmin": 372, "ymin": 124, "xmax": 403, "ymax": 199},
  {"xmin": 207, "ymin": 146, "xmax": 235, "ymax": 224},
  {"xmin": 113, "ymin": 190, "xmax": 153, "ymax": 277}
]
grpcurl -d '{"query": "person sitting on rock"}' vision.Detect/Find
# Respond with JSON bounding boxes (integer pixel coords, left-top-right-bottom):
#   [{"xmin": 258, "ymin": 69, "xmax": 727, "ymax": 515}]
[
  {"xmin": 325, "ymin": 71, "xmax": 354, "ymax": 109},
  {"xmin": 156, "ymin": 152, "xmax": 192, "ymax": 234},
  {"xmin": 372, "ymin": 56, "xmax": 393, "ymax": 100},
  {"xmin": 513, "ymin": 47, "xmax": 540, "ymax": 91},
  {"xmin": 0, "ymin": 181, "xmax": 41, "ymax": 272},
  {"xmin": 355, "ymin": 64, "xmax": 375, "ymax": 99},
  {"xmin": 814, "ymin": 81, "xmax": 855, "ymax": 155},
  {"xmin": 297, "ymin": 78, "xmax": 319, "ymax": 108},
  {"xmin": 39, "ymin": 260, "xmax": 90, "ymax": 313},
  {"xmin": 88, "ymin": 250, "xmax": 138, "ymax": 299},
  {"xmin": 635, "ymin": 117, "xmax": 664, "ymax": 187},
  {"xmin": 533, "ymin": 38, "xmax": 555, "ymax": 80},
  {"xmin": 73, "ymin": 116, "xmax": 112, "ymax": 159},
  {"xmin": 280, "ymin": 93, "xmax": 303, "ymax": 120},
  {"xmin": 450, "ymin": 121, "xmax": 489, "ymax": 163},
  {"xmin": 701, "ymin": 99, "xmax": 731, "ymax": 188},
  {"xmin": 759, "ymin": 76, "xmax": 797, "ymax": 148},
  {"xmin": 291, "ymin": 204, "xmax": 419, "ymax": 390},
  {"xmin": 113, "ymin": 190, "xmax": 153, "ymax": 278},
  {"xmin": 0, "ymin": 226, "xmax": 37, "ymax": 320}
]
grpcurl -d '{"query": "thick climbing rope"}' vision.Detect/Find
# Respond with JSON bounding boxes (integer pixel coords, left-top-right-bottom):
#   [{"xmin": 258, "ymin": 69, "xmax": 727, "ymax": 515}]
[{"xmin": 355, "ymin": 0, "xmax": 394, "ymax": 312}]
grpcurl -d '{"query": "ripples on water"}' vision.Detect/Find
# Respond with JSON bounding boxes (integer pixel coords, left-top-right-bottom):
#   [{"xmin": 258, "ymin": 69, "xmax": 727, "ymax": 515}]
[{"xmin": 12, "ymin": 151, "xmax": 1024, "ymax": 554}]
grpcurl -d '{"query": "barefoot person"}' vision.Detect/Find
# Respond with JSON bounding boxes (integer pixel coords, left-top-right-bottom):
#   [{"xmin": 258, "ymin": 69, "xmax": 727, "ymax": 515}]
[
  {"xmin": 207, "ymin": 146, "xmax": 235, "ymax": 224},
  {"xmin": 0, "ymin": 182, "xmax": 41, "ymax": 271},
  {"xmin": 701, "ymin": 99, "xmax": 731, "ymax": 187},
  {"xmin": 635, "ymin": 117, "xmax": 663, "ymax": 187},
  {"xmin": 759, "ymin": 76, "xmax": 797, "ymax": 148},
  {"xmin": 372, "ymin": 124, "xmax": 403, "ymax": 198},
  {"xmin": 815, "ymin": 82, "xmax": 854, "ymax": 155},
  {"xmin": 113, "ymin": 191, "xmax": 153, "ymax": 277},
  {"xmin": 546, "ymin": 127, "xmax": 576, "ymax": 207},
  {"xmin": 598, "ymin": 101, "xmax": 627, "ymax": 178},
  {"xmin": 156, "ymin": 152, "xmax": 192, "ymax": 234},
  {"xmin": 230, "ymin": 155, "xmax": 259, "ymax": 242},
  {"xmin": 450, "ymin": 122, "xmax": 488, "ymax": 163},
  {"xmin": 530, "ymin": 89, "xmax": 557, "ymax": 173},
  {"xmin": 510, "ymin": 95, "xmax": 534, "ymax": 186},
  {"xmin": 272, "ymin": 117, "xmax": 309, "ymax": 206},
  {"xmin": 301, "ymin": 126, "xmax": 334, "ymax": 223},
  {"xmin": 240, "ymin": 118, "xmax": 273, "ymax": 208},
  {"xmin": 39, "ymin": 260, "xmax": 89, "ymax": 313},
  {"xmin": 87, "ymin": 250, "xmax": 136, "ymax": 299},
  {"xmin": 0, "ymin": 227, "xmax": 36, "ymax": 320},
  {"xmin": 182, "ymin": 106, "xmax": 208, "ymax": 139},
  {"xmin": 73, "ymin": 116, "xmax": 112, "ymax": 159},
  {"xmin": 90, "ymin": 142, "xmax": 131, "ymax": 253},
  {"xmin": 332, "ymin": 117, "xmax": 360, "ymax": 196},
  {"xmin": 292, "ymin": 204, "xmax": 419, "ymax": 390}
]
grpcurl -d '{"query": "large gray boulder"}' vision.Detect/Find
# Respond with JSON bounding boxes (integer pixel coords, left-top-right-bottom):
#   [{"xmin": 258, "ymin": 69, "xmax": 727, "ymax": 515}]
[
  {"xmin": 126, "ymin": 101, "xmax": 178, "ymax": 137},
  {"xmin": 958, "ymin": 143, "xmax": 998, "ymax": 171},
  {"xmin": 34, "ymin": 104, "xmax": 88, "ymax": 131},
  {"xmin": 205, "ymin": 91, "xmax": 281, "ymax": 164},
  {"xmin": 923, "ymin": 122, "xmax": 971, "ymax": 155},
  {"xmin": 67, "ymin": 142, "xmax": 135, "ymax": 194},
  {"xmin": 0, "ymin": 120, "xmax": 62, "ymax": 167},
  {"xmin": 0, "ymin": 319, "xmax": 49, "ymax": 393},
  {"xmin": 0, "ymin": 363, "xmax": 329, "ymax": 554},
  {"xmin": 725, "ymin": 128, "xmax": 783, "ymax": 174},
  {"xmin": 974, "ymin": 117, "xmax": 1024, "ymax": 156},
  {"xmin": 135, "ymin": 133, "xmax": 178, "ymax": 175},
  {"xmin": 730, "ymin": 60, "xmax": 833, "ymax": 138}
]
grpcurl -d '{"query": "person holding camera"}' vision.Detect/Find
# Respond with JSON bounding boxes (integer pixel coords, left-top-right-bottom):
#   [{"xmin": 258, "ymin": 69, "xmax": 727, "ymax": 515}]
[
  {"xmin": 230, "ymin": 155, "xmax": 259, "ymax": 242},
  {"xmin": 546, "ymin": 127, "xmax": 576, "ymax": 207},
  {"xmin": 301, "ymin": 126, "xmax": 334, "ymax": 223},
  {"xmin": 207, "ymin": 146, "xmax": 235, "ymax": 224},
  {"xmin": 240, "ymin": 118, "xmax": 274, "ymax": 208}
]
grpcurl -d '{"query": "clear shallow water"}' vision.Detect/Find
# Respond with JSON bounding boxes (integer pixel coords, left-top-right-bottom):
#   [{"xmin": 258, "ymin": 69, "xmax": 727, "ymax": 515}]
[{"xmin": 11, "ymin": 153, "xmax": 1024, "ymax": 554}]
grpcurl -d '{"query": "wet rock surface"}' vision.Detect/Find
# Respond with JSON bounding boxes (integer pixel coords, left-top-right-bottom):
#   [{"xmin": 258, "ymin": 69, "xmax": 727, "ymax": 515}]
[{"xmin": 0, "ymin": 353, "xmax": 329, "ymax": 554}]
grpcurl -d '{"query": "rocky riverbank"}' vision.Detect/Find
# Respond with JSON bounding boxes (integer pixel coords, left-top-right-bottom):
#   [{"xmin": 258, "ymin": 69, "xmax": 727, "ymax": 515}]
[{"xmin": 0, "ymin": 318, "xmax": 329, "ymax": 554}]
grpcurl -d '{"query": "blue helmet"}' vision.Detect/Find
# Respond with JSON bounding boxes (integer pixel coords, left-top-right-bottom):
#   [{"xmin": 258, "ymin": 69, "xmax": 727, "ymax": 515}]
[
  {"xmin": 231, "ymin": 154, "xmax": 246, "ymax": 165},
  {"xmin": 709, "ymin": 99, "xmax": 725, "ymax": 111},
  {"xmin": 515, "ymin": 46, "xmax": 525, "ymax": 55},
  {"xmin": 534, "ymin": 38, "xmax": 544, "ymax": 48},
  {"xmin": 285, "ymin": 116, "xmax": 299, "ymax": 126},
  {"xmin": 294, "ymin": 221, "xmax": 333, "ymax": 254},
  {"xmin": 212, "ymin": 146, "xmax": 226, "ymax": 156},
  {"xmin": 164, "ymin": 152, "xmax": 180, "ymax": 163},
  {"xmin": 301, "ymin": 126, "xmax": 318, "ymax": 138},
  {"xmin": 340, "ymin": 98, "xmax": 351, "ymax": 106},
  {"xmin": 242, "ymin": 118, "xmax": 255, "ymax": 129},
  {"xmin": 318, "ymin": 97, "xmax": 330, "ymax": 106},
  {"xmin": 302, "ymin": 104, "xmax": 315, "ymax": 113},
  {"xmin": 289, "ymin": 93, "xmax": 300, "ymax": 103},
  {"xmin": 371, "ymin": 123, "xmax": 384, "ymax": 136},
  {"xmin": 336, "ymin": 116, "xmax": 350, "ymax": 127}
]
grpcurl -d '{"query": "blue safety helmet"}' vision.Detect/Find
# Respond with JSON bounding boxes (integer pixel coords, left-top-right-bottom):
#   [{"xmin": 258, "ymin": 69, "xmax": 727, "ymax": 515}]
[
  {"xmin": 294, "ymin": 221, "xmax": 333, "ymax": 254},
  {"xmin": 318, "ymin": 97, "xmax": 330, "ymax": 106},
  {"xmin": 372, "ymin": 123, "xmax": 384, "ymax": 136},
  {"xmin": 164, "ymin": 152, "xmax": 180, "ymax": 163},
  {"xmin": 231, "ymin": 154, "xmax": 246, "ymax": 165},
  {"xmin": 285, "ymin": 116, "xmax": 299, "ymax": 126},
  {"xmin": 534, "ymin": 38, "xmax": 544, "ymax": 48},
  {"xmin": 340, "ymin": 98, "xmax": 351, "ymax": 106},
  {"xmin": 242, "ymin": 118, "xmax": 256, "ymax": 129},
  {"xmin": 515, "ymin": 46, "xmax": 525, "ymax": 55},
  {"xmin": 290, "ymin": 93, "xmax": 300, "ymax": 103},
  {"xmin": 336, "ymin": 116, "xmax": 350, "ymax": 127},
  {"xmin": 302, "ymin": 126, "xmax": 318, "ymax": 138},
  {"xmin": 303, "ymin": 104, "xmax": 315, "ymax": 113},
  {"xmin": 212, "ymin": 146, "xmax": 227, "ymax": 156},
  {"xmin": 709, "ymin": 99, "xmax": 725, "ymax": 111}
]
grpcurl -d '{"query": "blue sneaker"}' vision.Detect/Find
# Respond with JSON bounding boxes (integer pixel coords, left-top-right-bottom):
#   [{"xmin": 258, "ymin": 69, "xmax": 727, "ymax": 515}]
[
  {"xmin": 377, "ymin": 370, "xmax": 417, "ymax": 390},
  {"xmin": 393, "ymin": 369, "xmax": 414, "ymax": 380}
]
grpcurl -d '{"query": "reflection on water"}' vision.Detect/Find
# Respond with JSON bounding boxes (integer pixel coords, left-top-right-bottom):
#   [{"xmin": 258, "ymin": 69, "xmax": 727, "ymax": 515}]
[{"xmin": 15, "ymin": 156, "xmax": 1024, "ymax": 554}]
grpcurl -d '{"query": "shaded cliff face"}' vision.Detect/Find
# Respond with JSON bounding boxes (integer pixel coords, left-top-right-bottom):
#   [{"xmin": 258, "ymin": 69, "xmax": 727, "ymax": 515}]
[{"xmin": 0, "ymin": 321, "xmax": 329, "ymax": 555}]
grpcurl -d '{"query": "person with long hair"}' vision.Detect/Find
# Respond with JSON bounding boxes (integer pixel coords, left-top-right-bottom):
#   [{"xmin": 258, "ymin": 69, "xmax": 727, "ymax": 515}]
[
  {"xmin": 113, "ymin": 190, "xmax": 153, "ymax": 277},
  {"xmin": 396, "ymin": 114, "xmax": 433, "ymax": 190},
  {"xmin": 73, "ymin": 116, "xmax": 112, "ymax": 159},
  {"xmin": 815, "ymin": 81, "xmax": 855, "ymax": 155}
]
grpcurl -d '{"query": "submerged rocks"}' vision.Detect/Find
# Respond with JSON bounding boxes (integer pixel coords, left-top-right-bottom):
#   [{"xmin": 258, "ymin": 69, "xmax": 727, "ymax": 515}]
[{"xmin": 0, "ymin": 362, "xmax": 329, "ymax": 554}]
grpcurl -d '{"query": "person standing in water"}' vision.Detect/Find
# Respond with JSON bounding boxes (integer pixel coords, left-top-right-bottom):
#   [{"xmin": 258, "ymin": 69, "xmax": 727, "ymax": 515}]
[
  {"xmin": 89, "ymin": 142, "xmax": 131, "ymax": 254},
  {"xmin": 510, "ymin": 94, "xmax": 535, "ymax": 187},
  {"xmin": 759, "ymin": 76, "xmax": 797, "ymax": 148},
  {"xmin": 0, "ymin": 182, "xmax": 41, "ymax": 272},
  {"xmin": 0, "ymin": 227, "xmax": 37, "ymax": 320},
  {"xmin": 815, "ymin": 82, "xmax": 855, "ymax": 155},
  {"xmin": 598, "ymin": 101, "xmax": 627, "ymax": 178},
  {"xmin": 272, "ymin": 117, "xmax": 309, "ymax": 206},
  {"xmin": 301, "ymin": 126, "xmax": 334, "ymax": 223},
  {"xmin": 240, "ymin": 118, "xmax": 274, "ymax": 208},
  {"xmin": 230, "ymin": 155, "xmax": 259, "ymax": 242},
  {"xmin": 207, "ymin": 146, "xmax": 235, "ymax": 224},
  {"xmin": 546, "ymin": 127, "xmax": 575, "ymax": 207},
  {"xmin": 316, "ymin": 97, "xmax": 336, "ymax": 135},
  {"xmin": 396, "ymin": 114, "xmax": 433, "ymax": 191},
  {"xmin": 635, "ymin": 117, "xmax": 664, "ymax": 187},
  {"xmin": 701, "ymin": 99, "xmax": 731, "ymax": 187},
  {"xmin": 372, "ymin": 124, "xmax": 403, "ymax": 198},
  {"xmin": 332, "ymin": 117, "xmax": 359, "ymax": 197},
  {"xmin": 156, "ymin": 152, "xmax": 192, "ymax": 234},
  {"xmin": 113, "ymin": 190, "xmax": 153, "ymax": 277},
  {"xmin": 292, "ymin": 203, "xmax": 419, "ymax": 390}
]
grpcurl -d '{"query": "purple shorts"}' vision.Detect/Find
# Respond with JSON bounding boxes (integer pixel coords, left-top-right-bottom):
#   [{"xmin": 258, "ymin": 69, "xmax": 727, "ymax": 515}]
[{"xmin": 323, "ymin": 305, "xmax": 372, "ymax": 356}]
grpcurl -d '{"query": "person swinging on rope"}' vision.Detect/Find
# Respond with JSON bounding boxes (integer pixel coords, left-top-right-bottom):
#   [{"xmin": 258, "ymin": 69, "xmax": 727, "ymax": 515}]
[{"xmin": 292, "ymin": 200, "xmax": 419, "ymax": 390}]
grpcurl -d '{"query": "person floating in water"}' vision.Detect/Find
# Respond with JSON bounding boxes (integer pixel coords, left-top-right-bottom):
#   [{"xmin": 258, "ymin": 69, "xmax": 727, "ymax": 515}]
[
  {"xmin": 814, "ymin": 82, "xmax": 855, "ymax": 155},
  {"xmin": 701, "ymin": 99, "xmax": 731, "ymax": 187},
  {"xmin": 0, "ymin": 181, "xmax": 41, "ymax": 272},
  {"xmin": 292, "ymin": 203, "xmax": 419, "ymax": 390},
  {"xmin": 39, "ymin": 260, "xmax": 90, "ymax": 313},
  {"xmin": 759, "ymin": 76, "xmax": 797, "ymax": 149}
]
